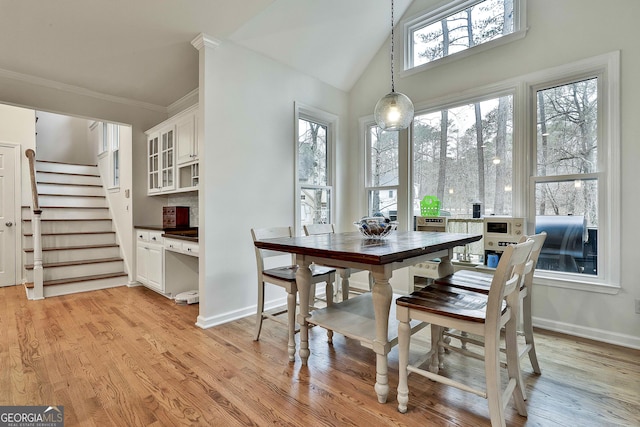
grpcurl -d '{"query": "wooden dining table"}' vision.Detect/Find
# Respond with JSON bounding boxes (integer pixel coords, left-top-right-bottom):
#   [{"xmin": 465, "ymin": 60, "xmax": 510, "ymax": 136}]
[{"xmin": 253, "ymin": 230, "xmax": 482, "ymax": 404}]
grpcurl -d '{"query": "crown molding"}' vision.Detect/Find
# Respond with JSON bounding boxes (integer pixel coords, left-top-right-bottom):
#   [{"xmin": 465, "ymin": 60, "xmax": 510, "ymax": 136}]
[
  {"xmin": 191, "ymin": 33, "xmax": 221, "ymax": 51},
  {"xmin": 167, "ymin": 88, "xmax": 199, "ymax": 117},
  {"xmin": 0, "ymin": 67, "xmax": 167, "ymax": 114}
]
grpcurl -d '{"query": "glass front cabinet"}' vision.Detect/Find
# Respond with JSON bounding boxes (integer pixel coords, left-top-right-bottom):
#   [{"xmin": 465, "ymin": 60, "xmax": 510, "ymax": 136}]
[{"xmin": 145, "ymin": 104, "xmax": 198, "ymax": 195}]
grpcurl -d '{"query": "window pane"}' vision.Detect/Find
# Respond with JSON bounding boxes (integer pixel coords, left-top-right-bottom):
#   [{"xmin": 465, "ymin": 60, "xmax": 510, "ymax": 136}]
[
  {"xmin": 298, "ymin": 118, "xmax": 327, "ymax": 186},
  {"xmin": 300, "ymin": 187, "xmax": 331, "ymax": 232},
  {"xmin": 368, "ymin": 189, "xmax": 397, "ymax": 220},
  {"xmin": 534, "ymin": 179, "xmax": 598, "ymax": 275},
  {"xmin": 412, "ymin": 0, "xmax": 513, "ymax": 67},
  {"xmin": 412, "ymin": 95, "xmax": 513, "ymax": 217},
  {"xmin": 367, "ymin": 126, "xmax": 399, "ymax": 187},
  {"xmin": 536, "ymin": 78, "xmax": 598, "ymax": 176}
]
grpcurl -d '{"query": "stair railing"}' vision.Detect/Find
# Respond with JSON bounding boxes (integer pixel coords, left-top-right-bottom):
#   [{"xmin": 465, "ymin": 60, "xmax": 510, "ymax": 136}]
[{"xmin": 25, "ymin": 149, "xmax": 44, "ymax": 299}]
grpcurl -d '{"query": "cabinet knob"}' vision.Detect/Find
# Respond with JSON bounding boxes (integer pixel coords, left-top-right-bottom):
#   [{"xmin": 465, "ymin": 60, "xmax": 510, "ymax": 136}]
[{"xmin": 152, "ymin": 237, "xmax": 156, "ymax": 241}]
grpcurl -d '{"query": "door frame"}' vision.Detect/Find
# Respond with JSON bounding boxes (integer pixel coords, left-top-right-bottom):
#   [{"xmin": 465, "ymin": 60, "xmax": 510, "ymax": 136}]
[{"xmin": 0, "ymin": 142, "xmax": 22, "ymax": 286}]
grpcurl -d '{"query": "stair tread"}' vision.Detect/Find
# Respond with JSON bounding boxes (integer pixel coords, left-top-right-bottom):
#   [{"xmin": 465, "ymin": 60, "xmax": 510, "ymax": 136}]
[
  {"xmin": 39, "ymin": 194, "xmax": 106, "ymax": 198},
  {"xmin": 24, "ymin": 243, "xmax": 119, "ymax": 252},
  {"xmin": 24, "ymin": 272, "xmax": 127, "ymax": 288},
  {"xmin": 27, "ymin": 206, "xmax": 109, "ymax": 209},
  {"xmin": 23, "ymin": 218, "xmax": 112, "ymax": 222},
  {"xmin": 25, "ymin": 257, "xmax": 123, "ymax": 269},
  {"xmin": 37, "ymin": 181, "xmax": 102, "ymax": 187},
  {"xmin": 24, "ymin": 231, "xmax": 115, "ymax": 236},
  {"xmin": 36, "ymin": 170, "xmax": 99, "ymax": 178},
  {"xmin": 37, "ymin": 160, "xmax": 98, "ymax": 167}
]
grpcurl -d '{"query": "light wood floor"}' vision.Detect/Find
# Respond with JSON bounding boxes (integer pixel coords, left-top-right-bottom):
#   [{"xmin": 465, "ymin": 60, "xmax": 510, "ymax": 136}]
[{"xmin": 1, "ymin": 284, "xmax": 638, "ymax": 426}]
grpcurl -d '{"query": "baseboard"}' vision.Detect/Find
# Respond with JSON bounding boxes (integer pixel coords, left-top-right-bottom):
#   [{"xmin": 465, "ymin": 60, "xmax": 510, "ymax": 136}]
[{"xmin": 533, "ymin": 316, "xmax": 640, "ymax": 350}]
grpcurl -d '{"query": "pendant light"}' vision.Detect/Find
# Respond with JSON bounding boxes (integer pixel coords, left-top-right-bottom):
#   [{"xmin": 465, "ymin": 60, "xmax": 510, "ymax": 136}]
[{"xmin": 374, "ymin": 0, "xmax": 414, "ymax": 131}]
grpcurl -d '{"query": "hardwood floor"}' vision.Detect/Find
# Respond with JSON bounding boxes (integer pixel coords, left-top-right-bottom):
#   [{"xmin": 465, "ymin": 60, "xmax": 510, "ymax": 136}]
[{"xmin": 1, "ymin": 284, "xmax": 638, "ymax": 426}]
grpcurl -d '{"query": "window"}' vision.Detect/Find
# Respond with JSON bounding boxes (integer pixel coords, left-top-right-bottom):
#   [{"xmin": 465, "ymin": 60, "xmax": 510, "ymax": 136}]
[
  {"xmin": 100, "ymin": 122, "xmax": 120, "ymax": 190},
  {"xmin": 412, "ymin": 95, "xmax": 514, "ymax": 218},
  {"xmin": 531, "ymin": 77, "xmax": 602, "ymax": 279},
  {"xmin": 111, "ymin": 124, "xmax": 120, "ymax": 188},
  {"xmin": 404, "ymin": 0, "xmax": 526, "ymax": 71},
  {"xmin": 295, "ymin": 104, "xmax": 336, "ymax": 235},
  {"xmin": 366, "ymin": 125, "xmax": 399, "ymax": 220},
  {"xmin": 362, "ymin": 52, "xmax": 620, "ymax": 292}
]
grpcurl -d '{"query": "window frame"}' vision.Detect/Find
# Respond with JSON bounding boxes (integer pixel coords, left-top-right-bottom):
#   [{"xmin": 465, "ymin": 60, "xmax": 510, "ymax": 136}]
[
  {"xmin": 361, "ymin": 51, "xmax": 620, "ymax": 294},
  {"xmin": 525, "ymin": 53, "xmax": 620, "ymax": 293},
  {"xmin": 364, "ymin": 123, "xmax": 401, "ymax": 220},
  {"xmin": 294, "ymin": 102, "xmax": 337, "ymax": 236},
  {"xmin": 401, "ymin": 0, "xmax": 528, "ymax": 76}
]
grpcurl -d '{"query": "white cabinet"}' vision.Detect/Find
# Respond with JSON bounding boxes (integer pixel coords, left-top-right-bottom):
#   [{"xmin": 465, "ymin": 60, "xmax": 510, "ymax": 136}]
[
  {"xmin": 176, "ymin": 110, "xmax": 198, "ymax": 165},
  {"xmin": 145, "ymin": 104, "xmax": 198, "ymax": 195},
  {"xmin": 135, "ymin": 229, "xmax": 164, "ymax": 292}
]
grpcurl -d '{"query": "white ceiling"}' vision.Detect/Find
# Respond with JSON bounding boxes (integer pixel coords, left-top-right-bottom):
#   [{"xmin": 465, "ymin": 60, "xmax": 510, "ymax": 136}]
[{"xmin": 0, "ymin": 0, "xmax": 412, "ymax": 108}]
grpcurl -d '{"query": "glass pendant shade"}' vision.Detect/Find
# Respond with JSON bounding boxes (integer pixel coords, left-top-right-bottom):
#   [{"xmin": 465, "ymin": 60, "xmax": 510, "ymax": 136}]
[{"xmin": 374, "ymin": 91, "xmax": 415, "ymax": 131}]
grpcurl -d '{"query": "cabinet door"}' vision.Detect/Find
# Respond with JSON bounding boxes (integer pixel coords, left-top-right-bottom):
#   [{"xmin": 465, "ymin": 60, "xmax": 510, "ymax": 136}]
[
  {"xmin": 160, "ymin": 127, "xmax": 176, "ymax": 191},
  {"xmin": 176, "ymin": 114, "xmax": 196, "ymax": 165},
  {"xmin": 136, "ymin": 243, "xmax": 148, "ymax": 284},
  {"xmin": 146, "ymin": 245, "xmax": 164, "ymax": 292},
  {"xmin": 147, "ymin": 134, "xmax": 160, "ymax": 194}
]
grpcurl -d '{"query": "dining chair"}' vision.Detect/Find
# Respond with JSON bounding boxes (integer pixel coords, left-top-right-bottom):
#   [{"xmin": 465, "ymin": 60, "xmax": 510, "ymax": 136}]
[
  {"xmin": 251, "ymin": 226, "xmax": 336, "ymax": 362},
  {"xmin": 303, "ymin": 223, "xmax": 373, "ymax": 301},
  {"xmin": 396, "ymin": 239, "xmax": 534, "ymax": 427},
  {"xmin": 432, "ymin": 232, "xmax": 547, "ymax": 397}
]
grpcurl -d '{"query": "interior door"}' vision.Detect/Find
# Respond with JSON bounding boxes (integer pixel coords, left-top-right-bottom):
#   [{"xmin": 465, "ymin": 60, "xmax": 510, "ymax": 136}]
[{"xmin": 0, "ymin": 145, "xmax": 16, "ymax": 286}]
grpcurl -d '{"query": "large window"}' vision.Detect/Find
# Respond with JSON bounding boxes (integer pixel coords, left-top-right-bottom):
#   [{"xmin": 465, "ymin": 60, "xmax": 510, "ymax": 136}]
[
  {"xmin": 99, "ymin": 122, "xmax": 120, "ymax": 190},
  {"xmin": 404, "ymin": 0, "xmax": 526, "ymax": 71},
  {"xmin": 412, "ymin": 95, "xmax": 513, "ymax": 217},
  {"xmin": 532, "ymin": 78, "xmax": 600, "ymax": 276},
  {"xmin": 362, "ymin": 52, "xmax": 620, "ymax": 291},
  {"xmin": 366, "ymin": 125, "xmax": 399, "ymax": 219},
  {"xmin": 295, "ymin": 104, "xmax": 336, "ymax": 235}
]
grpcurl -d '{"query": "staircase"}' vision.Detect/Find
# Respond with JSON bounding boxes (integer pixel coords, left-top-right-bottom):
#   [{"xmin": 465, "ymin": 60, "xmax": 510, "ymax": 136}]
[{"xmin": 22, "ymin": 160, "xmax": 128, "ymax": 298}]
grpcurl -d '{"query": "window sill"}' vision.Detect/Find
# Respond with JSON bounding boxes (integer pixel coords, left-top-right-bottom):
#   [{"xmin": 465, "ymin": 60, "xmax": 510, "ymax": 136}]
[{"xmin": 534, "ymin": 272, "xmax": 620, "ymax": 295}]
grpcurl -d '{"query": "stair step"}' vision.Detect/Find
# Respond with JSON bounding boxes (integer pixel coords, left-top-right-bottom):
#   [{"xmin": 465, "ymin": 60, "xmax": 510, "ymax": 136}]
[
  {"xmin": 36, "ymin": 171, "xmax": 101, "ymax": 186},
  {"xmin": 24, "ymin": 243, "xmax": 119, "ymax": 252},
  {"xmin": 22, "ymin": 219, "xmax": 113, "ymax": 234},
  {"xmin": 22, "ymin": 206, "xmax": 110, "ymax": 220},
  {"xmin": 37, "ymin": 182, "xmax": 105, "ymax": 197},
  {"xmin": 24, "ymin": 272, "xmax": 128, "ymax": 288},
  {"xmin": 38, "ymin": 195, "xmax": 107, "ymax": 208},
  {"xmin": 24, "ymin": 231, "xmax": 116, "ymax": 248},
  {"xmin": 25, "ymin": 257, "xmax": 123, "ymax": 270},
  {"xmin": 35, "ymin": 161, "xmax": 98, "ymax": 175}
]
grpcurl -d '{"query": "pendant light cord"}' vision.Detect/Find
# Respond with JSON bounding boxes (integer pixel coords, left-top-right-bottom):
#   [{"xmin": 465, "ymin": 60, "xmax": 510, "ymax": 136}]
[{"xmin": 390, "ymin": 0, "xmax": 395, "ymax": 93}]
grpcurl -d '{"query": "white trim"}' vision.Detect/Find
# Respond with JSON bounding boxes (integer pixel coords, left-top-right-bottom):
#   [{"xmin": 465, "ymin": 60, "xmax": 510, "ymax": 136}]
[
  {"xmin": 401, "ymin": 0, "xmax": 528, "ymax": 76},
  {"xmin": 0, "ymin": 67, "xmax": 166, "ymax": 113},
  {"xmin": 0, "ymin": 142, "xmax": 22, "ymax": 286},
  {"xmin": 294, "ymin": 102, "xmax": 337, "ymax": 235},
  {"xmin": 533, "ymin": 316, "xmax": 640, "ymax": 350}
]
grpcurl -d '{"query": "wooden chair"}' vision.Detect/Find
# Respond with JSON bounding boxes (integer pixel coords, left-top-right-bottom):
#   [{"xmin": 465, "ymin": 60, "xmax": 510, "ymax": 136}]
[
  {"xmin": 251, "ymin": 226, "xmax": 336, "ymax": 362},
  {"xmin": 396, "ymin": 239, "xmax": 534, "ymax": 427},
  {"xmin": 303, "ymin": 223, "xmax": 373, "ymax": 300},
  {"xmin": 433, "ymin": 232, "xmax": 547, "ymax": 397}
]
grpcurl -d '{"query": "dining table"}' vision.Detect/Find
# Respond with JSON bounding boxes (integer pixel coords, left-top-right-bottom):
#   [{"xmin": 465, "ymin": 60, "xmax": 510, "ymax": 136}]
[{"xmin": 253, "ymin": 230, "xmax": 482, "ymax": 404}]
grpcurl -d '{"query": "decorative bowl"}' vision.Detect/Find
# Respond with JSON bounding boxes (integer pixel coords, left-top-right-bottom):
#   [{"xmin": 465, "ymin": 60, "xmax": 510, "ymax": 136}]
[{"xmin": 354, "ymin": 217, "xmax": 398, "ymax": 239}]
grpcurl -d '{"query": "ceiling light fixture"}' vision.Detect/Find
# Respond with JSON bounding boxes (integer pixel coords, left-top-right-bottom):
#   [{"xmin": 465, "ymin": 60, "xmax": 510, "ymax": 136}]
[{"xmin": 374, "ymin": 0, "xmax": 414, "ymax": 131}]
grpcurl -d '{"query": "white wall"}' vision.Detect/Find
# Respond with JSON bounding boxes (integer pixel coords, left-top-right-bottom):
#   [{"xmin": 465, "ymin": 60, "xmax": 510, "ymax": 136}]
[
  {"xmin": 35, "ymin": 111, "xmax": 97, "ymax": 164},
  {"xmin": 349, "ymin": 0, "xmax": 640, "ymax": 347},
  {"xmin": 195, "ymin": 38, "xmax": 349, "ymax": 327},
  {"xmin": 0, "ymin": 103, "xmax": 36, "ymax": 206}
]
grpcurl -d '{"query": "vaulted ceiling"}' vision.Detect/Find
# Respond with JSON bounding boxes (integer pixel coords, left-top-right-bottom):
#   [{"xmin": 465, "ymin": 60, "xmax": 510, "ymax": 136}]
[{"xmin": 0, "ymin": 0, "xmax": 413, "ymax": 108}]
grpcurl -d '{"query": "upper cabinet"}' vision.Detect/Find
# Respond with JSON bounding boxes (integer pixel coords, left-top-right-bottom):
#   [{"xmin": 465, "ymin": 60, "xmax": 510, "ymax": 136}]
[{"xmin": 145, "ymin": 105, "xmax": 198, "ymax": 195}]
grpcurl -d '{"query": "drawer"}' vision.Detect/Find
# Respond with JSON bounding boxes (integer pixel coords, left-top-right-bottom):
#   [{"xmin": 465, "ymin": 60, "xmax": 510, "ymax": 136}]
[
  {"xmin": 182, "ymin": 241, "xmax": 199, "ymax": 256},
  {"xmin": 149, "ymin": 231, "xmax": 163, "ymax": 243},
  {"xmin": 136, "ymin": 230, "xmax": 150, "ymax": 242},
  {"xmin": 164, "ymin": 239, "xmax": 183, "ymax": 252}
]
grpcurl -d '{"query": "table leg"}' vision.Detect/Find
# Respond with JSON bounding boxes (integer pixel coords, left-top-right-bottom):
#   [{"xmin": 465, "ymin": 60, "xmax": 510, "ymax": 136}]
[
  {"xmin": 371, "ymin": 267, "xmax": 393, "ymax": 404},
  {"xmin": 339, "ymin": 268, "xmax": 351, "ymax": 301},
  {"xmin": 296, "ymin": 256, "xmax": 312, "ymax": 365}
]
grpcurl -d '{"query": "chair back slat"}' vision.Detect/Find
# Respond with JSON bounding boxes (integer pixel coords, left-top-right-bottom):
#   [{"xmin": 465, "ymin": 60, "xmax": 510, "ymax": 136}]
[{"xmin": 303, "ymin": 223, "xmax": 335, "ymax": 236}]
